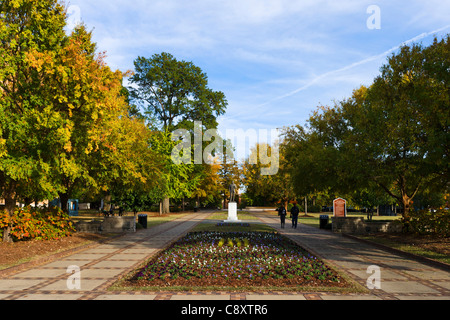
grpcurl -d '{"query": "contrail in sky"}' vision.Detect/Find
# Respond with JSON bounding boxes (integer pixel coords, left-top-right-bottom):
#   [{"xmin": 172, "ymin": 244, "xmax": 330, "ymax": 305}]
[{"xmin": 257, "ymin": 24, "xmax": 450, "ymax": 108}]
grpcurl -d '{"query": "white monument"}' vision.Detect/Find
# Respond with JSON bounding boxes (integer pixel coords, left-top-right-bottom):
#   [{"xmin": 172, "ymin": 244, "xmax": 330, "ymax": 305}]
[{"xmin": 224, "ymin": 182, "xmax": 241, "ymax": 223}]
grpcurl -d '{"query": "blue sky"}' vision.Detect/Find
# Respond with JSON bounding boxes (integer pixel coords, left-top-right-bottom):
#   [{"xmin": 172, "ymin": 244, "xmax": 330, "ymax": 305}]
[{"xmin": 66, "ymin": 0, "xmax": 450, "ymax": 143}]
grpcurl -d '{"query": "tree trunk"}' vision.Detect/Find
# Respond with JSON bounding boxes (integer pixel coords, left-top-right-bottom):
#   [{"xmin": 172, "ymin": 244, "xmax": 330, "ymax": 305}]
[
  {"xmin": 160, "ymin": 197, "xmax": 170, "ymax": 215},
  {"xmin": 374, "ymin": 176, "xmax": 419, "ymax": 225},
  {"xmin": 223, "ymin": 194, "xmax": 227, "ymax": 209},
  {"xmin": 2, "ymin": 196, "xmax": 15, "ymax": 243},
  {"xmin": 104, "ymin": 194, "xmax": 112, "ymax": 212},
  {"xmin": 401, "ymin": 194, "xmax": 412, "ymax": 221},
  {"xmin": 59, "ymin": 192, "xmax": 69, "ymax": 213}
]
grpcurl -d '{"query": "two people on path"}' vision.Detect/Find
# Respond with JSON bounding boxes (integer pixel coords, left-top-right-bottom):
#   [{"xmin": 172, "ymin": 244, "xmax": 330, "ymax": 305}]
[{"xmin": 276, "ymin": 203, "xmax": 300, "ymax": 229}]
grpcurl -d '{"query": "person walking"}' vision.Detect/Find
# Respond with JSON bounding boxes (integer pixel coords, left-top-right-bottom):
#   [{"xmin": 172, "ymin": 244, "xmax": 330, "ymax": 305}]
[
  {"xmin": 277, "ymin": 204, "xmax": 287, "ymax": 229},
  {"xmin": 290, "ymin": 203, "xmax": 300, "ymax": 229}
]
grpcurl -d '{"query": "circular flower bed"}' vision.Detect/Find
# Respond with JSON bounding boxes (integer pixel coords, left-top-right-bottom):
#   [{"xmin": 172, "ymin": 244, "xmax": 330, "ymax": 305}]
[{"xmin": 129, "ymin": 231, "xmax": 346, "ymax": 289}]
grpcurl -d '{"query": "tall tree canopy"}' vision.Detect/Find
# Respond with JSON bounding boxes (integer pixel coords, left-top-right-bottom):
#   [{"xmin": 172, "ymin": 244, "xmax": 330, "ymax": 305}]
[
  {"xmin": 129, "ymin": 52, "xmax": 227, "ymax": 131},
  {"xmin": 0, "ymin": 0, "xmax": 148, "ymax": 240},
  {"xmin": 284, "ymin": 36, "xmax": 450, "ymax": 222},
  {"xmin": 0, "ymin": 0, "xmax": 69, "ymax": 241},
  {"xmin": 129, "ymin": 52, "xmax": 228, "ymax": 213}
]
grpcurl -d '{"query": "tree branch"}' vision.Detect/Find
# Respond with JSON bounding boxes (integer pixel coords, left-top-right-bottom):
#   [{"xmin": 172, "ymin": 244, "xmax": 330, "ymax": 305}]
[{"xmin": 372, "ymin": 177, "xmax": 401, "ymax": 201}]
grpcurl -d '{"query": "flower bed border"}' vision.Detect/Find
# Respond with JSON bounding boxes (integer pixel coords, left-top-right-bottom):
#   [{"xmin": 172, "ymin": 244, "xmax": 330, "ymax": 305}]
[{"xmin": 112, "ymin": 230, "xmax": 363, "ymax": 293}]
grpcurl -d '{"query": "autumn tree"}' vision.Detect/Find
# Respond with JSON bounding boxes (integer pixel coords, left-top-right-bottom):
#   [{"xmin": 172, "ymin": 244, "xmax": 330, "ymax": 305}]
[
  {"xmin": 107, "ymin": 116, "xmax": 163, "ymax": 216},
  {"xmin": 242, "ymin": 143, "xmax": 290, "ymax": 207},
  {"xmin": 48, "ymin": 24, "xmax": 135, "ymax": 211},
  {"xmin": 0, "ymin": 0, "xmax": 151, "ymax": 241},
  {"xmin": 190, "ymin": 161, "xmax": 223, "ymax": 209}
]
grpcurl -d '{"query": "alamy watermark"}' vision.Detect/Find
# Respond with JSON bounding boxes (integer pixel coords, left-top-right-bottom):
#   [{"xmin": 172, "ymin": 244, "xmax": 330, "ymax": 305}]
[
  {"xmin": 171, "ymin": 121, "xmax": 280, "ymax": 176},
  {"xmin": 366, "ymin": 265, "xmax": 381, "ymax": 290},
  {"xmin": 67, "ymin": 265, "xmax": 81, "ymax": 290},
  {"xmin": 367, "ymin": 5, "xmax": 381, "ymax": 30}
]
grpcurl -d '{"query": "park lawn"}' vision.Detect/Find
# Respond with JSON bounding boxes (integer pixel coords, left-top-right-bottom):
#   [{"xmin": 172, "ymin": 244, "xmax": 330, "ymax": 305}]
[
  {"xmin": 208, "ymin": 211, "xmax": 259, "ymax": 221},
  {"xmin": 357, "ymin": 234, "xmax": 450, "ymax": 265},
  {"xmin": 192, "ymin": 211, "xmax": 274, "ymax": 233},
  {"xmin": 192, "ymin": 221, "xmax": 277, "ymax": 234},
  {"xmin": 297, "ymin": 212, "xmax": 400, "ymax": 228},
  {"xmin": 72, "ymin": 210, "xmax": 191, "ymax": 229},
  {"xmin": 144, "ymin": 212, "xmax": 191, "ymax": 228}
]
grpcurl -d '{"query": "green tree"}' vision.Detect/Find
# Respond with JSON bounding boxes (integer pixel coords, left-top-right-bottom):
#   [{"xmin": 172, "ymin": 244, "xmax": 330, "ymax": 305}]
[
  {"xmin": 129, "ymin": 52, "xmax": 227, "ymax": 131},
  {"xmin": 350, "ymin": 188, "xmax": 392, "ymax": 221},
  {"xmin": 0, "ymin": 0, "xmax": 69, "ymax": 241},
  {"xmin": 337, "ymin": 38, "xmax": 449, "ymax": 221},
  {"xmin": 129, "ymin": 52, "xmax": 227, "ymax": 213},
  {"xmin": 282, "ymin": 123, "xmax": 342, "ymax": 200},
  {"xmin": 285, "ymin": 36, "xmax": 449, "ymax": 223},
  {"xmin": 148, "ymin": 130, "xmax": 200, "ymax": 214}
]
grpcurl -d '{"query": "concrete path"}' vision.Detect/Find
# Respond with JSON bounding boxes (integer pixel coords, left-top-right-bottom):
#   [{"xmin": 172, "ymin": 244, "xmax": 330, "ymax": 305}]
[
  {"xmin": 258, "ymin": 214, "xmax": 450, "ymax": 300},
  {"xmin": 0, "ymin": 211, "xmax": 209, "ymax": 300},
  {"xmin": 0, "ymin": 211, "xmax": 449, "ymax": 300}
]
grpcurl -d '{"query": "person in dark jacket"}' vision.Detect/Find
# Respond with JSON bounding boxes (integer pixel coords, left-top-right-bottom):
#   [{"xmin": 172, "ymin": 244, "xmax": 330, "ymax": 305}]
[
  {"xmin": 290, "ymin": 203, "xmax": 300, "ymax": 229},
  {"xmin": 276, "ymin": 205, "xmax": 287, "ymax": 228}
]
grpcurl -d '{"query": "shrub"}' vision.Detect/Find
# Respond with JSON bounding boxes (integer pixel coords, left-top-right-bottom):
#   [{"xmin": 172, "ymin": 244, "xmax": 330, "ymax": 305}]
[
  {"xmin": 308, "ymin": 205, "xmax": 322, "ymax": 213},
  {"xmin": 409, "ymin": 209, "xmax": 450, "ymax": 236},
  {"xmin": 0, "ymin": 206, "xmax": 76, "ymax": 242}
]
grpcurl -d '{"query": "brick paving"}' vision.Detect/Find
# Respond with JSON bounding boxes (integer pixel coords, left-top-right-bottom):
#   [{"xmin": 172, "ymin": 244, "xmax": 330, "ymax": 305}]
[
  {"xmin": 257, "ymin": 214, "xmax": 450, "ymax": 300},
  {"xmin": 0, "ymin": 211, "xmax": 449, "ymax": 300}
]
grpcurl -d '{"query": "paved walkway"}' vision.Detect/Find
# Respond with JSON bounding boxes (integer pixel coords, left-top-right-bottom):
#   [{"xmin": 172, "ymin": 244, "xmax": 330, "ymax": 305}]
[
  {"xmin": 258, "ymin": 214, "xmax": 450, "ymax": 300},
  {"xmin": 0, "ymin": 211, "xmax": 449, "ymax": 300},
  {"xmin": 0, "ymin": 211, "xmax": 209, "ymax": 300}
]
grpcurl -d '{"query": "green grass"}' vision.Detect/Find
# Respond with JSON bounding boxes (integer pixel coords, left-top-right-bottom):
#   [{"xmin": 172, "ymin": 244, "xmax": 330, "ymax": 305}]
[
  {"xmin": 358, "ymin": 235, "xmax": 450, "ymax": 265},
  {"xmin": 194, "ymin": 211, "xmax": 273, "ymax": 233},
  {"xmin": 72, "ymin": 211, "xmax": 190, "ymax": 229},
  {"xmin": 294, "ymin": 212, "xmax": 401, "ymax": 228},
  {"xmin": 146, "ymin": 213, "xmax": 190, "ymax": 228},
  {"xmin": 192, "ymin": 222, "xmax": 277, "ymax": 234},
  {"xmin": 208, "ymin": 211, "xmax": 259, "ymax": 221}
]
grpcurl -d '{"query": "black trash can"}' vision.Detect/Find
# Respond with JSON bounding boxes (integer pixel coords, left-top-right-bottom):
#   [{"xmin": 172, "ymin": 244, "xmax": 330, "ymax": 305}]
[
  {"xmin": 319, "ymin": 215, "xmax": 329, "ymax": 229},
  {"xmin": 138, "ymin": 214, "xmax": 148, "ymax": 229}
]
